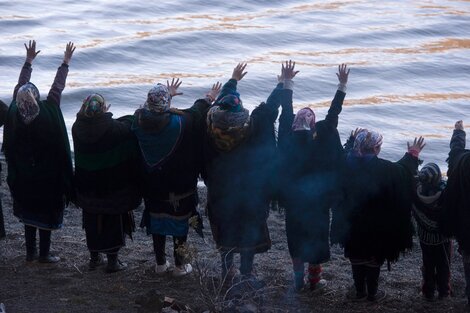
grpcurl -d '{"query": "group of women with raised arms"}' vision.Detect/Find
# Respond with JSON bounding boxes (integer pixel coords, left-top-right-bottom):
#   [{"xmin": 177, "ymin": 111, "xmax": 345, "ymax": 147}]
[{"xmin": 1, "ymin": 41, "xmax": 469, "ymax": 306}]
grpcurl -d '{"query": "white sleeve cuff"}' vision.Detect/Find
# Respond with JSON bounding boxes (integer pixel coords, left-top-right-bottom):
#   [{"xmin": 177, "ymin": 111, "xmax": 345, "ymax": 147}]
[
  {"xmin": 284, "ymin": 79, "xmax": 294, "ymax": 90},
  {"xmin": 337, "ymin": 83, "xmax": 347, "ymax": 93}
]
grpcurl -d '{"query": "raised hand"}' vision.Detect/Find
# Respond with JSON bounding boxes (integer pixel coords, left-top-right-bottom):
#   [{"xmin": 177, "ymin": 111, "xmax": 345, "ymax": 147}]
[
  {"xmin": 350, "ymin": 127, "xmax": 365, "ymax": 138},
  {"xmin": 281, "ymin": 60, "xmax": 299, "ymax": 81},
  {"xmin": 206, "ymin": 82, "xmax": 222, "ymax": 102},
  {"xmin": 63, "ymin": 42, "xmax": 76, "ymax": 65},
  {"xmin": 336, "ymin": 63, "xmax": 350, "ymax": 85},
  {"xmin": 455, "ymin": 120, "xmax": 464, "ymax": 130},
  {"xmin": 231, "ymin": 63, "xmax": 248, "ymax": 81},
  {"xmin": 167, "ymin": 78, "xmax": 183, "ymax": 97},
  {"xmin": 24, "ymin": 40, "xmax": 40, "ymax": 64},
  {"xmin": 407, "ymin": 136, "xmax": 426, "ymax": 157}
]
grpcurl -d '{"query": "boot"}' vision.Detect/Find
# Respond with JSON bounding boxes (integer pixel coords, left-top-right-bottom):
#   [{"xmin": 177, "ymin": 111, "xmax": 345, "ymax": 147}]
[
  {"xmin": 89, "ymin": 252, "xmax": 105, "ymax": 271},
  {"xmin": 106, "ymin": 254, "xmax": 127, "ymax": 273},
  {"xmin": 25, "ymin": 226, "xmax": 38, "ymax": 262},
  {"xmin": 38, "ymin": 229, "xmax": 60, "ymax": 263},
  {"xmin": 294, "ymin": 271, "xmax": 305, "ymax": 292},
  {"xmin": 26, "ymin": 247, "xmax": 38, "ymax": 262},
  {"xmin": 348, "ymin": 264, "xmax": 367, "ymax": 301}
]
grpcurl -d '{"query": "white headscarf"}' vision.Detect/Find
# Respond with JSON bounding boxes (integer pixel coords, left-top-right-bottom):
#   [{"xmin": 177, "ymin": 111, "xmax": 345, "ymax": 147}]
[
  {"xmin": 144, "ymin": 84, "xmax": 171, "ymax": 113},
  {"xmin": 16, "ymin": 82, "xmax": 40, "ymax": 125}
]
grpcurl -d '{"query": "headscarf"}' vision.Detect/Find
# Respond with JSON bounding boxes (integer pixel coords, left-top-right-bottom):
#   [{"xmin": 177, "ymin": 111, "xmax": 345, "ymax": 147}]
[
  {"xmin": 16, "ymin": 82, "xmax": 40, "ymax": 125},
  {"xmin": 353, "ymin": 129, "xmax": 383, "ymax": 156},
  {"xmin": 207, "ymin": 105, "xmax": 250, "ymax": 130},
  {"xmin": 81, "ymin": 93, "xmax": 107, "ymax": 117},
  {"xmin": 292, "ymin": 107, "xmax": 316, "ymax": 131},
  {"xmin": 207, "ymin": 105, "xmax": 250, "ymax": 152},
  {"xmin": 215, "ymin": 93, "xmax": 243, "ymax": 112},
  {"xmin": 145, "ymin": 84, "xmax": 171, "ymax": 113}
]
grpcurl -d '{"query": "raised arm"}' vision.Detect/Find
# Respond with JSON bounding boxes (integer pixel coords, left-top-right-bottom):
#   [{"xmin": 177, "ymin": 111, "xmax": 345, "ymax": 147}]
[
  {"xmin": 13, "ymin": 40, "xmax": 40, "ymax": 99},
  {"xmin": 267, "ymin": 61, "xmax": 297, "ymax": 112},
  {"xmin": 343, "ymin": 128, "xmax": 364, "ymax": 154},
  {"xmin": 278, "ymin": 61, "xmax": 298, "ymax": 142},
  {"xmin": 215, "ymin": 63, "xmax": 247, "ymax": 102},
  {"xmin": 397, "ymin": 136, "xmax": 425, "ymax": 174},
  {"xmin": 47, "ymin": 42, "xmax": 75, "ymax": 106},
  {"xmin": 325, "ymin": 64, "xmax": 349, "ymax": 128},
  {"xmin": 186, "ymin": 82, "xmax": 222, "ymax": 122},
  {"xmin": 450, "ymin": 120, "xmax": 466, "ymax": 151},
  {"xmin": 448, "ymin": 120, "xmax": 467, "ymax": 175}
]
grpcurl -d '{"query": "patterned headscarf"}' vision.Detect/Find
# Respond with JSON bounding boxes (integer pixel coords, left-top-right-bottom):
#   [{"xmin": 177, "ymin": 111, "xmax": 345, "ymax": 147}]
[
  {"xmin": 353, "ymin": 129, "xmax": 383, "ymax": 156},
  {"xmin": 207, "ymin": 105, "xmax": 250, "ymax": 152},
  {"xmin": 292, "ymin": 108, "xmax": 316, "ymax": 131},
  {"xmin": 81, "ymin": 93, "xmax": 107, "ymax": 117},
  {"xmin": 145, "ymin": 84, "xmax": 171, "ymax": 113},
  {"xmin": 16, "ymin": 82, "xmax": 40, "ymax": 125},
  {"xmin": 215, "ymin": 94, "xmax": 243, "ymax": 112}
]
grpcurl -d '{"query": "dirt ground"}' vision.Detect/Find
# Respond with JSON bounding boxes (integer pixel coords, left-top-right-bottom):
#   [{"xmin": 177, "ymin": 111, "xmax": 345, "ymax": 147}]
[{"xmin": 0, "ymin": 164, "xmax": 469, "ymax": 313}]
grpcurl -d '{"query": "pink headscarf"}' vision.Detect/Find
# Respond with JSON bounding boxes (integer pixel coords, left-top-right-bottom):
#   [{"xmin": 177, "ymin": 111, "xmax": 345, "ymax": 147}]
[{"xmin": 292, "ymin": 108, "xmax": 316, "ymax": 131}]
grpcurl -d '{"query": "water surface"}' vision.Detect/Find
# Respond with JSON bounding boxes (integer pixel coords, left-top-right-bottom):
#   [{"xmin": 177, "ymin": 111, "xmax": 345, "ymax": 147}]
[{"xmin": 1, "ymin": 0, "xmax": 469, "ymax": 170}]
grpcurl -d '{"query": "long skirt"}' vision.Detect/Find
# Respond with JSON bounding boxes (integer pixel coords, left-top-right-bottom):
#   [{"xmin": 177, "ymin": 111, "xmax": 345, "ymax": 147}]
[
  {"xmin": 285, "ymin": 204, "xmax": 331, "ymax": 264},
  {"xmin": 83, "ymin": 211, "xmax": 135, "ymax": 253}
]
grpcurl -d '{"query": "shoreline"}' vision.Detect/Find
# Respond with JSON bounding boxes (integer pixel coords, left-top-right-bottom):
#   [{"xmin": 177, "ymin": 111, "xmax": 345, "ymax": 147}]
[{"xmin": 0, "ymin": 160, "xmax": 468, "ymax": 313}]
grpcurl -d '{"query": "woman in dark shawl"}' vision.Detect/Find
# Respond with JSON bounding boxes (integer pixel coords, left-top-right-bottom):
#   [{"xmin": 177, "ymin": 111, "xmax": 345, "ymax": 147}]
[
  {"xmin": 133, "ymin": 79, "xmax": 220, "ymax": 277},
  {"xmin": 0, "ymin": 99, "xmax": 8, "ymax": 239},
  {"xmin": 72, "ymin": 94, "xmax": 141, "ymax": 273},
  {"xmin": 278, "ymin": 63, "xmax": 349, "ymax": 291},
  {"xmin": 3, "ymin": 41, "xmax": 75, "ymax": 263},
  {"xmin": 442, "ymin": 120, "xmax": 470, "ymax": 306},
  {"xmin": 338, "ymin": 130, "xmax": 424, "ymax": 302},
  {"xmin": 202, "ymin": 63, "xmax": 285, "ymax": 285}
]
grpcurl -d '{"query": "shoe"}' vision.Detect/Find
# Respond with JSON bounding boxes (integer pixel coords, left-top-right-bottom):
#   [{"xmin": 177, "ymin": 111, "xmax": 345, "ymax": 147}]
[
  {"xmin": 172, "ymin": 264, "xmax": 192, "ymax": 277},
  {"xmin": 423, "ymin": 294, "xmax": 436, "ymax": 302},
  {"xmin": 240, "ymin": 274, "xmax": 266, "ymax": 290},
  {"xmin": 310, "ymin": 278, "xmax": 327, "ymax": 291},
  {"xmin": 346, "ymin": 288, "xmax": 367, "ymax": 302},
  {"xmin": 222, "ymin": 267, "xmax": 240, "ymax": 287},
  {"xmin": 38, "ymin": 254, "xmax": 60, "ymax": 263},
  {"xmin": 155, "ymin": 261, "xmax": 170, "ymax": 274},
  {"xmin": 26, "ymin": 251, "xmax": 38, "ymax": 262},
  {"xmin": 438, "ymin": 293, "xmax": 450, "ymax": 301},
  {"xmin": 89, "ymin": 254, "xmax": 106, "ymax": 271},
  {"xmin": 106, "ymin": 260, "xmax": 127, "ymax": 273},
  {"xmin": 368, "ymin": 289, "xmax": 386, "ymax": 302}
]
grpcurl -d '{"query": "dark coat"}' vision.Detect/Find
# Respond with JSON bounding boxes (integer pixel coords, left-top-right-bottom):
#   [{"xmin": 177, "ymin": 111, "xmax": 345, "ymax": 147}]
[
  {"xmin": 72, "ymin": 113, "xmax": 141, "ymax": 215},
  {"xmin": 0, "ymin": 100, "xmax": 8, "ymax": 128},
  {"xmin": 133, "ymin": 99, "xmax": 210, "ymax": 219},
  {"xmin": 278, "ymin": 89, "xmax": 346, "ymax": 263},
  {"xmin": 0, "ymin": 100, "xmax": 8, "ymax": 175},
  {"xmin": 202, "ymin": 79, "xmax": 282, "ymax": 253},
  {"xmin": 338, "ymin": 152, "xmax": 418, "ymax": 264},
  {"xmin": 3, "ymin": 62, "xmax": 73, "ymax": 230},
  {"xmin": 441, "ymin": 129, "xmax": 470, "ymax": 251}
]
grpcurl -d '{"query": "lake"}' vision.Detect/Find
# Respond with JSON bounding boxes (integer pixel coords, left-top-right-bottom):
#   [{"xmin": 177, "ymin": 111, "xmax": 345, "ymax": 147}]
[{"xmin": 1, "ymin": 0, "xmax": 469, "ymax": 170}]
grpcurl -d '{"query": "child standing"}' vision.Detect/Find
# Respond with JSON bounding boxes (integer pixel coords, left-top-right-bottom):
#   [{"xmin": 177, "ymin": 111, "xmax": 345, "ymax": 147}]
[{"xmin": 412, "ymin": 163, "xmax": 451, "ymax": 301}]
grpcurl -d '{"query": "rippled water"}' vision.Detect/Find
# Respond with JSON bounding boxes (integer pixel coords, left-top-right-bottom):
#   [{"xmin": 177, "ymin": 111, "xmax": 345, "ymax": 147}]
[{"xmin": 1, "ymin": 0, "xmax": 469, "ymax": 169}]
